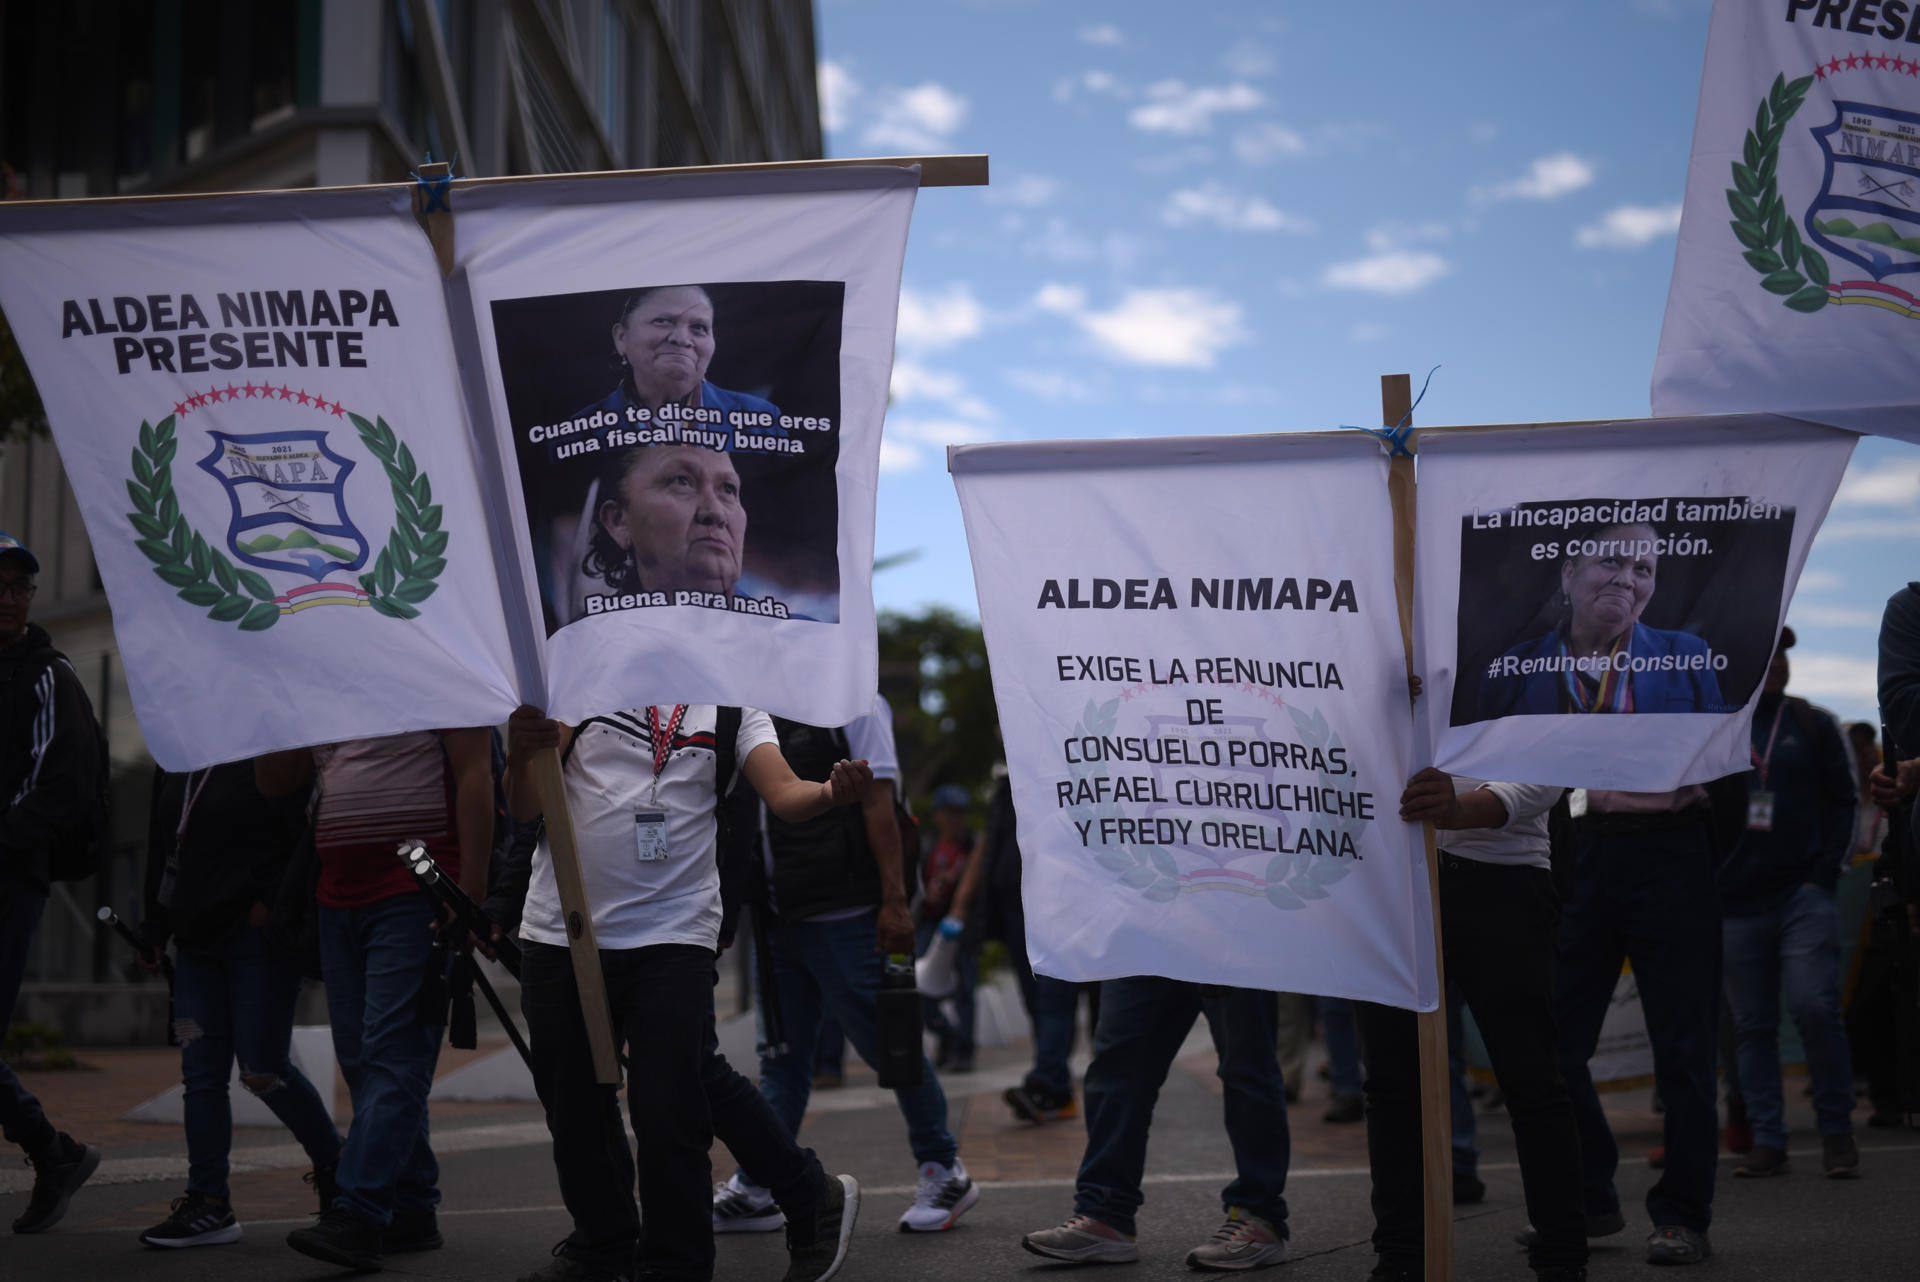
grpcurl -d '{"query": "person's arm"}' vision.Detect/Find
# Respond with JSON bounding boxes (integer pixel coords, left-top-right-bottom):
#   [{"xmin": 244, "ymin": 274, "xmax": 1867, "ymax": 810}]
[
  {"xmin": 740, "ymin": 742, "xmax": 871, "ymax": 824},
  {"xmin": 1810, "ymin": 710, "xmax": 1860, "ymax": 891},
  {"xmin": 502, "ymin": 705, "xmax": 574, "ymax": 822},
  {"xmin": 254, "ymin": 747, "xmax": 314, "ymax": 798},
  {"xmin": 0, "ymin": 659, "xmax": 102, "ymax": 879},
  {"xmin": 1398, "ymin": 766, "xmax": 1510, "ymax": 830},
  {"xmin": 1879, "ymin": 586, "xmax": 1920, "ymax": 758},
  {"xmin": 443, "ymin": 728, "xmax": 496, "ymax": 910},
  {"xmin": 947, "ymin": 828, "xmax": 989, "ymax": 923},
  {"xmin": 861, "ymin": 777, "xmax": 914, "ymax": 954}
]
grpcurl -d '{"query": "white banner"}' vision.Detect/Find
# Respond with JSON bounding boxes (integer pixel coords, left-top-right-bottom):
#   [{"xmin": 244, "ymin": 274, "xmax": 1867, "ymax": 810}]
[
  {"xmin": 0, "ymin": 189, "xmax": 521, "ymax": 769},
  {"xmin": 952, "ymin": 434, "xmax": 1438, "ymax": 1012},
  {"xmin": 450, "ymin": 168, "xmax": 917, "ymax": 729},
  {"xmin": 1652, "ymin": 0, "xmax": 1920, "ymax": 437},
  {"xmin": 1414, "ymin": 416, "xmax": 1855, "ymax": 790}
]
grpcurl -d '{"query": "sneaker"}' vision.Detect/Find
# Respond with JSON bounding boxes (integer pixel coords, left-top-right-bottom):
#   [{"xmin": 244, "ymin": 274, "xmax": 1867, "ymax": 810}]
[
  {"xmin": 1185, "ymin": 1207, "xmax": 1286, "ymax": 1272},
  {"xmin": 782, "ymin": 1173, "xmax": 859, "ymax": 1282},
  {"xmin": 1821, "ymin": 1132, "xmax": 1861, "ymax": 1179},
  {"xmin": 1732, "ymin": 1144, "xmax": 1789, "ymax": 1178},
  {"xmin": 385, "ymin": 1210, "xmax": 442, "ymax": 1252},
  {"xmin": 1723, "ymin": 1099, "xmax": 1753, "ymax": 1154},
  {"xmin": 1022, "ymin": 1214, "xmax": 1141, "ymax": 1264},
  {"xmin": 1645, "ymin": 1224, "xmax": 1711, "ymax": 1266},
  {"xmin": 286, "ymin": 1205, "xmax": 383, "ymax": 1272},
  {"xmin": 1451, "ymin": 1172, "xmax": 1485, "ymax": 1205},
  {"xmin": 305, "ymin": 1163, "xmax": 340, "ymax": 1214},
  {"xmin": 10, "ymin": 1132, "xmax": 101, "ymax": 1234},
  {"xmin": 714, "ymin": 1172, "xmax": 786, "ymax": 1233},
  {"xmin": 516, "ymin": 1238, "xmax": 632, "ymax": 1282},
  {"xmin": 898, "ymin": 1158, "xmax": 979, "ymax": 1232},
  {"xmin": 138, "ymin": 1193, "xmax": 243, "ymax": 1248},
  {"xmin": 1322, "ymin": 1094, "xmax": 1364, "ymax": 1124},
  {"xmin": 1367, "ymin": 1262, "xmax": 1415, "ymax": 1281},
  {"xmin": 1005, "ymin": 1084, "xmax": 1078, "ymax": 1124},
  {"xmin": 1536, "ymin": 1269, "xmax": 1588, "ymax": 1282},
  {"xmin": 1513, "ymin": 1210, "xmax": 1625, "ymax": 1248}
]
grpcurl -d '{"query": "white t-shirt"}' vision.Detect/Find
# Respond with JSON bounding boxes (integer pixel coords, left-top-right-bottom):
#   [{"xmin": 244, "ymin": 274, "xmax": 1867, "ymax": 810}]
[
  {"xmin": 520, "ymin": 705, "xmax": 778, "ymax": 952},
  {"xmin": 1435, "ymin": 776, "xmax": 1561, "ymax": 870},
  {"xmin": 762, "ymin": 693, "xmax": 900, "ymax": 921}
]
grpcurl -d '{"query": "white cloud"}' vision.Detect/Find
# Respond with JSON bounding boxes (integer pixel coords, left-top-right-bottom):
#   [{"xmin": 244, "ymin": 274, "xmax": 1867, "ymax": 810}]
[
  {"xmin": 1128, "ymin": 81, "xmax": 1264, "ymax": 135},
  {"xmin": 1005, "ymin": 368, "xmax": 1095, "ymax": 401},
  {"xmin": 989, "ymin": 174, "xmax": 1062, "ymax": 207},
  {"xmin": 1049, "ymin": 288, "xmax": 1248, "ymax": 368},
  {"xmin": 1789, "ymin": 603, "xmax": 1884, "ymax": 629},
  {"xmin": 889, "ymin": 360, "xmax": 963, "ymax": 404},
  {"xmin": 817, "ymin": 60, "xmax": 858, "ymax": 134},
  {"xmin": 877, "ymin": 416, "xmax": 997, "ymax": 473},
  {"xmin": 1366, "ymin": 223, "xmax": 1452, "ymax": 250},
  {"xmin": 1349, "ymin": 322, "xmax": 1390, "ymax": 344},
  {"xmin": 1818, "ymin": 517, "xmax": 1920, "ymax": 540},
  {"xmin": 1162, "ymin": 182, "xmax": 1310, "ymax": 232},
  {"xmin": 1797, "ymin": 569, "xmax": 1844, "ymax": 591},
  {"xmin": 877, "ymin": 438, "xmax": 922, "ymax": 473},
  {"xmin": 1575, "ymin": 203, "xmax": 1683, "ymax": 249},
  {"xmin": 1221, "ymin": 40, "xmax": 1276, "ymax": 78},
  {"xmin": 1053, "ymin": 69, "xmax": 1128, "ymax": 104},
  {"xmin": 894, "ymin": 284, "xmax": 985, "ymax": 350},
  {"xmin": 863, "ymin": 82, "xmax": 968, "ymax": 151},
  {"xmin": 1232, "ymin": 121, "xmax": 1308, "ymax": 164},
  {"xmin": 1472, "ymin": 152, "xmax": 1597, "ymax": 203},
  {"xmin": 1785, "ymin": 651, "xmax": 1879, "ymax": 704},
  {"xmin": 1033, "ymin": 282, "xmax": 1088, "ymax": 314},
  {"xmin": 1322, "ymin": 250, "xmax": 1452, "ymax": 296},
  {"xmin": 1836, "ymin": 456, "xmax": 1920, "ymax": 507},
  {"xmin": 1078, "ymin": 23, "xmax": 1123, "ymax": 46}
]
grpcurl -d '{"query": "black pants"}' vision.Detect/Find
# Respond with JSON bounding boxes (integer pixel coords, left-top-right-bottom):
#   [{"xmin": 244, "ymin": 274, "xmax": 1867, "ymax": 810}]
[
  {"xmin": 1358, "ymin": 856, "xmax": 1586, "ymax": 1273},
  {"xmin": 521, "ymin": 941, "xmax": 823, "ymax": 1281}
]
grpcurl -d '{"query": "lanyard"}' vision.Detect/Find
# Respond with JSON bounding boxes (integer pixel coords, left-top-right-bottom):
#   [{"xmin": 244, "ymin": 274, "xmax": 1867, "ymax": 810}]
[
  {"xmin": 1751, "ymin": 701, "xmax": 1788, "ymax": 788},
  {"xmin": 647, "ymin": 705, "xmax": 687, "ymax": 806},
  {"xmin": 175, "ymin": 768, "xmax": 212, "ymax": 842}
]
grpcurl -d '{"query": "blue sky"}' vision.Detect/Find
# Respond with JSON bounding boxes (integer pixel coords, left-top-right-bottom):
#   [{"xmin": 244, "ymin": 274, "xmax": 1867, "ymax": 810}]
[{"xmin": 819, "ymin": 0, "xmax": 1911, "ymax": 727}]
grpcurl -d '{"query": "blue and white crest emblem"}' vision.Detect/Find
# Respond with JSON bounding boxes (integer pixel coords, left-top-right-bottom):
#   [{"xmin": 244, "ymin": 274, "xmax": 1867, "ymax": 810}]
[
  {"xmin": 1807, "ymin": 99, "xmax": 1920, "ymax": 281},
  {"xmin": 196, "ymin": 430, "xmax": 369, "ymax": 580}
]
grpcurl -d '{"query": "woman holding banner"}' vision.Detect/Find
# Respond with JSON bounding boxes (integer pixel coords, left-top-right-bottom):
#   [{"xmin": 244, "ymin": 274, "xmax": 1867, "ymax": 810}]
[{"xmin": 1478, "ymin": 522, "xmax": 1724, "ymax": 719}]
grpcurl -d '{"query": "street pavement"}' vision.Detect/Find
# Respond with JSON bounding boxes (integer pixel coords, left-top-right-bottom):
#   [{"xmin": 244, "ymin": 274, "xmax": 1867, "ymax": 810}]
[{"xmin": 2, "ymin": 1006, "xmax": 1916, "ymax": 1281}]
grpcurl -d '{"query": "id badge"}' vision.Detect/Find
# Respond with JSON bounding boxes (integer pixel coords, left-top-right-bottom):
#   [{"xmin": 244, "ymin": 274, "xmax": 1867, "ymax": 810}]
[
  {"xmin": 634, "ymin": 811, "xmax": 669, "ymax": 862},
  {"xmin": 1746, "ymin": 791, "xmax": 1775, "ymax": 832}
]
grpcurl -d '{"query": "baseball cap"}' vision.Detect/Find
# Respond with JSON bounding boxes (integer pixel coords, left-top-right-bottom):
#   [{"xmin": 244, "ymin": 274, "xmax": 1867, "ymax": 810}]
[
  {"xmin": 0, "ymin": 531, "xmax": 39, "ymax": 575},
  {"xmin": 930, "ymin": 784, "xmax": 972, "ymax": 812}
]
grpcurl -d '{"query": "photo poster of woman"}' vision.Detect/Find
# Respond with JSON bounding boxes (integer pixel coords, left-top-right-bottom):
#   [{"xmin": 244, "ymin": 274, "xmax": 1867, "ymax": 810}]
[
  {"xmin": 487, "ymin": 279, "xmax": 846, "ymax": 632},
  {"xmin": 1412, "ymin": 416, "xmax": 1858, "ymax": 792}
]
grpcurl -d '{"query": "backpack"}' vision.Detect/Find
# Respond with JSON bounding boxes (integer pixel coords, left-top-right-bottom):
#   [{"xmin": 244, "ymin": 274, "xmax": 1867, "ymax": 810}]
[{"xmin": 831, "ymin": 725, "xmax": 920, "ymax": 902}]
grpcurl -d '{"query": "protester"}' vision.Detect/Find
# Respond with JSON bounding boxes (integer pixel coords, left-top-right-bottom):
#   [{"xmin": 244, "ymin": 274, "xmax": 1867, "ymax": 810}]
[
  {"xmin": 1272, "ymin": 995, "xmax": 1310, "ymax": 1105},
  {"xmin": 507, "ymin": 702, "xmax": 864, "ymax": 1282},
  {"xmin": 1866, "ymin": 582, "xmax": 1920, "ymax": 1126},
  {"xmin": 1446, "ymin": 984, "xmax": 1485, "ymax": 1205},
  {"xmin": 0, "ymin": 531, "xmax": 103, "ymax": 1235},
  {"xmin": 1021, "ymin": 979, "xmax": 1292, "ymax": 1271},
  {"xmin": 715, "ymin": 697, "xmax": 978, "ymax": 1235},
  {"xmin": 1363, "ymin": 768, "xmax": 1585, "ymax": 1282},
  {"xmin": 1718, "ymin": 629, "xmax": 1860, "ymax": 1178},
  {"xmin": 134, "ymin": 762, "xmax": 344, "ymax": 1248},
  {"xmin": 256, "ymin": 726, "xmax": 494, "ymax": 1271},
  {"xmin": 918, "ymin": 784, "xmax": 979, "ymax": 1073},
  {"xmin": 1549, "ymin": 772, "xmax": 1744, "ymax": 1267}
]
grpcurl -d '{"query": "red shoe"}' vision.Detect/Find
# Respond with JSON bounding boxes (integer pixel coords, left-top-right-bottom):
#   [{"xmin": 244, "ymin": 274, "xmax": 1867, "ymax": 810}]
[
  {"xmin": 1723, "ymin": 1100, "xmax": 1753, "ymax": 1154},
  {"xmin": 1646, "ymin": 1145, "xmax": 1666, "ymax": 1169}
]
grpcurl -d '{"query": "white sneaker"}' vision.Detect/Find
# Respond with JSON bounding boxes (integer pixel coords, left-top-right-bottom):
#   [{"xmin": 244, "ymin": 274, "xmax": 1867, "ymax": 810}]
[
  {"xmin": 712, "ymin": 1172, "xmax": 784, "ymax": 1233},
  {"xmin": 898, "ymin": 1158, "xmax": 979, "ymax": 1232}
]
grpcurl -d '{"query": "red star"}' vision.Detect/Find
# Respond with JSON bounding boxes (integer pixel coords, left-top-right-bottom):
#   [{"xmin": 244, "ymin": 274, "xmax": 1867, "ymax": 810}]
[
  {"xmin": 295, "ymin": 389, "xmax": 313, "ymax": 406},
  {"xmin": 1909, "ymin": 59, "xmax": 1920, "ymax": 76},
  {"xmin": 329, "ymin": 400, "xmax": 346, "ymax": 418},
  {"xmin": 223, "ymin": 383, "xmax": 239, "ymax": 400},
  {"xmin": 275, "ymin": 384, "xmax": 294, "ymax": 401},
  {"xmin": 1829, "ymin": 57, "xmax": 1845, "ymax": 75},
  {"xmin": 172, "ymin": 400, "xmax": 189, "ymax": 416},
  {"xmin": 1898, "ymin": 58, "xmax": 1913, "ymax": 75},
  {"xmin": 1845, "ymin": 52, "xmax": 1863, "ymax": 70},
  {"xmin": 1121, "ymin": 686, "xmax": 1136, "ymax": 702},
  {"xmin": 242, "ymin": 381, "xmax": 259, "ymax": 398},
  {"xmin": 1873, "ymin": 53, "xmax": 1889, "ymax": 70},
  {"xmin": 1816, "ymin": 63, "xmax": 1828, "ymax": 79},
  {"xmin": 187, "ymin": 394, "xmax": 203, "ymax": 409}
]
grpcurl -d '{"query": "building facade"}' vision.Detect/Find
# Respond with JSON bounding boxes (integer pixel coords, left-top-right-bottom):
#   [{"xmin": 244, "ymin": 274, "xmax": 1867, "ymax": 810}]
[{"xmin": 0, "ymin": 0, "xmax": 822, "ymax": 986}]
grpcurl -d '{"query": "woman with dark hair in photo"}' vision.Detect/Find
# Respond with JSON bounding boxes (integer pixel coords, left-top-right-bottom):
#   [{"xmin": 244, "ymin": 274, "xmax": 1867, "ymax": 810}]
[
  {"xmin": 583, "ymin": 284, "xmax": 780, "ymax": 422},
  {"xmin": 1478, "ymin": 521, "xmax": 1726, "ymax": 719},
  {"xmin": 582, "ymin": 445, "xmax": 748, "ymax": 599}
]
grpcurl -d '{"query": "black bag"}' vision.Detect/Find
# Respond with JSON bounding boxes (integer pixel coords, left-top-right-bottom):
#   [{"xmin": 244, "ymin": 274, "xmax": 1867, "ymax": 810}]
[{"xmin": 264, "ymin": 782, "xmax": 324, "ymax": 981}]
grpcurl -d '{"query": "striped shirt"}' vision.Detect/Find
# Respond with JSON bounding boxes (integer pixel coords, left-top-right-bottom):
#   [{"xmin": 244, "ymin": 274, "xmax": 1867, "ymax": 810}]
[{"xmin": 313, "ymin": 731, "xmax": 457, "ymax": 909}]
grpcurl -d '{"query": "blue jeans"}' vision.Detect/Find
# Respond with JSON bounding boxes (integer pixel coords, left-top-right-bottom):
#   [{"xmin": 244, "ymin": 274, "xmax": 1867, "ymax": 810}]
[
  {"xmin": 984, "ymin": 901, "xmax": 1081, "ymax": 1098},
  {"xmin": 1317, "ymin": 996, "xmax": 1363, "ymax": 1097},
  {"xmin": 1556, "ymin": 821, "xmax": 1721, "ymax": 1232},
  {"xmin": 318, "ymin": 896, "xmax": 445, "ymax": 1228},
  {"xmin": 1723, "ymin": 884, "xmax": 1856, "ymax": 1149},
  {"xmin": 176, "ymin": 923, "xmax": 342, "ymax": 1200},
  {"xmin": 0, "ymin": 878, "xmax": 53, "ymax": 1153},
  {"xmin": 753, "ymin": 909, "xmax": 957, "ymax": 1169},
  {"xmin": 1077, "ymin": 978, "xmax": 1289, "ymax": 1238},
  {"xmin": 1447, "ymin": 983, "xmax": 1479, "ymax": 1178}
]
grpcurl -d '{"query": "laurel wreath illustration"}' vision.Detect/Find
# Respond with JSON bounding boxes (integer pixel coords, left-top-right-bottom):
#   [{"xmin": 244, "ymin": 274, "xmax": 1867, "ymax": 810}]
[
  {"xmin": 125, "ymin": 411, "xmax": 445, "ymax": 629},
  {"xmin": 1067, "ymin": 696, "xmax": 1355, "ymax": 911},
  {"xmin": 1727, "ymin": 72, "xmax": 1830, "ymax": 314}
]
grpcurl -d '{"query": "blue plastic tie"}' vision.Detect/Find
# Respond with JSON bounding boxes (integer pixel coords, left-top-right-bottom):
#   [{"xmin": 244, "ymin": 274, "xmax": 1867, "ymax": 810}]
[
  {"xmin": 412, "ymin": 151, "xmax": 455, "ymax": 214},
  {"xmin": 1343, "ymin": 365, "xmax": 1440, "ymax": 458}
]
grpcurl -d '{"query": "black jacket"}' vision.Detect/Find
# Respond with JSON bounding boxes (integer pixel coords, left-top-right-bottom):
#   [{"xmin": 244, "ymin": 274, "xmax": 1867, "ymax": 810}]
[
  {"xmin": 764, "ymin": 719, "xmax": 881, "ymax": 921},
  {"xmin": 0, "ymin": 624, "xmax": 102, "ymax": 889},
  {"xmin": 1719, "ymin": 693, "xmax": 1857, "ymax": 916},
  {"xmin": 142, "ymin": 761, "xmax": 309, "ymax": 954}
]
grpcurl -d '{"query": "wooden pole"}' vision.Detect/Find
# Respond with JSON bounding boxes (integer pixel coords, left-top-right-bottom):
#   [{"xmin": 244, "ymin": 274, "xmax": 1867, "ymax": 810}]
[
  {"xmin": 1381, "ymin": 373, "xmax": 1453, "ymax": 1282},
  {"xmin": 413, "ymin": 160, "xmax": 622, "ymax": 1085},
  {"xmin": 530, "ymin": 747, "xmax": 622, "ymax": 1084}
]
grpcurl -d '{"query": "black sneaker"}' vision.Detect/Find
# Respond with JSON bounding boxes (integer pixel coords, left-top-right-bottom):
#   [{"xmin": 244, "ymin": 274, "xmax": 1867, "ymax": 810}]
[
  {"xmin": 1323, "ymin": 1093, "xmax": 1365, "ymax": 1124},
  {"xmin": 305, "ymin": 1163, "xmax": 340, "ymax": 1214},
  {"xmin": 1535, "ymin": 1269, "xmax": 1587, "ymax": 1282},
  {"xmin": 1003, "ymin": 1085, "xmax": 1077, "ymax": 1124},
  {"xmin": 1452, "ymin": 1171, "xmax": 1486, "ymax": 1205},
  {"xmin": 782, "ymin": 1173, "xmax": 860, "ymax": 1282},
  {"xmin": 10, "ymin": 1132, "xmax": 101, "ymax": 1234},
  {"xmin": 139, "ymin": 1192, "xmax": 242, "ymax": 1248},
  {"xmin": 384, "ymin": 1209, "xmax": 442, "ymax": 1252},
  {"xmin": 516, "ymin": 1238, "xmax": 633, "ymax": 1282},
  {"xmin": 287, "ymin": 1205, "xmax": 383, "ymax": 1272},
  {"xmin": 1514, "ymin": 1210, "xmax": 1624, "ymax": 1249}
]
